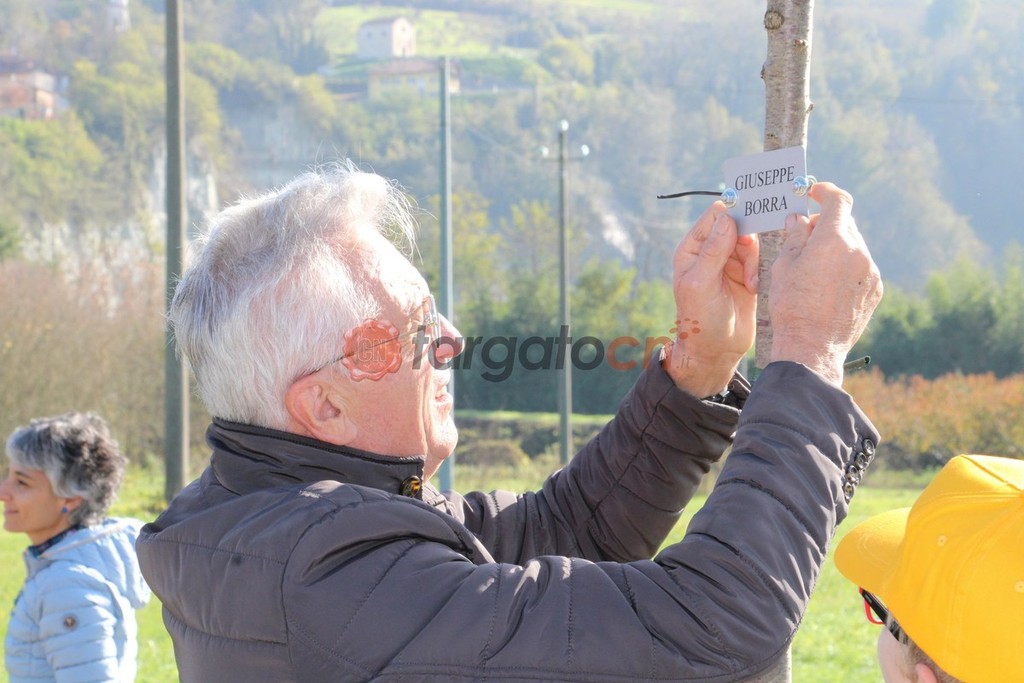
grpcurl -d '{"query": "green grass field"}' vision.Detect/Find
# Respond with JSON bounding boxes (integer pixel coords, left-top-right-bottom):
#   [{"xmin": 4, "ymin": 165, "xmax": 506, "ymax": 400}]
[{"xmin": 0, "ymin": 467, "xmax": 913, "ymax": 682}]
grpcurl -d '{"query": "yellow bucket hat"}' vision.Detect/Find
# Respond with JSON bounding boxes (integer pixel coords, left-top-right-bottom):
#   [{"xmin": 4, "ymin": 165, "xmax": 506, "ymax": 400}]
[{"xmin": 834, "ymin": 454, "xmax": 1024, "ymax": 683}]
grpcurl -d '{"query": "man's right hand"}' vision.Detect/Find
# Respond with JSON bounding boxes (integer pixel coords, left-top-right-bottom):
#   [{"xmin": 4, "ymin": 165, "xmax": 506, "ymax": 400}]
[
  {"xmin": 769, "ymin": 182, "xmax": 883, "ymax": 386},
  {"xmin": 667, "ymin": 203, "xmax": 759, "ymax": 398}
]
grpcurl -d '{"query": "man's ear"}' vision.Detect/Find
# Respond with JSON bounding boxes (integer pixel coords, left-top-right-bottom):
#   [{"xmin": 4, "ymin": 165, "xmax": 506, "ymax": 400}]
[
  {"xmin": 914, "ymin": 663, "xmax": 939, "ymax": 683},
  {"xmin": 284, "ymin": 372, "xmax": 358, "ymax": 445}
]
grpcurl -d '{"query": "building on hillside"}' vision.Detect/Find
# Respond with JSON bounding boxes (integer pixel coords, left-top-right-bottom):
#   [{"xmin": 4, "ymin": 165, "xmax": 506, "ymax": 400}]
[
  {"xmin": 367, "ymin": 58, "xmax": 459, "ymax": 99},
  {"xmin": 0, "ymin": 56, "xmax": 59, "ymax": 120},
  {"xmin": 357, "ymin": 16, "xmax": 416, "ymax": 60},
  {"xmin": 109, "ymin": 0, "xmax": 131, "ymax": 33}
]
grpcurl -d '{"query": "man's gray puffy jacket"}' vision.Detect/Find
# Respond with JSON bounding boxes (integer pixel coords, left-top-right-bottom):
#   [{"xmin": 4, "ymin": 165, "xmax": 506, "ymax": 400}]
[{"xmin": 137, "ymin": 361, "xmax": 879, "ymax": 682}]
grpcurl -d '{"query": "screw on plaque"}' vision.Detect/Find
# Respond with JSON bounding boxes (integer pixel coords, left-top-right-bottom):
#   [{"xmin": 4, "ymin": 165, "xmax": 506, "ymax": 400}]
[
  {"xmin": 721, "ymin": 187, "xmax": 738, "ymax": 209},
  {"xmin": 793, "ymin": 175, "xmax": 817, "ymax": 197}
]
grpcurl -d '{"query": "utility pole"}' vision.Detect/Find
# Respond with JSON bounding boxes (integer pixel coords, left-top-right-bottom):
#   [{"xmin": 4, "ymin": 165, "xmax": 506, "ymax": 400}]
[
  {"xmin": 542, "ymin": 120, "xmax": 589, "ymax": 465},
  {"xmin": 437, "ymin": 56, "xmax": 455, "ymax": 492},
  {"xmin": 164, "ymin": 0, "xmax": 189, "ymax": 501}
]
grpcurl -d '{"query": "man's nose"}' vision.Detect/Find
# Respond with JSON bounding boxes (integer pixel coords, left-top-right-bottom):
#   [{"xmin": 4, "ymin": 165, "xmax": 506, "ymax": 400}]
[{"xmin": 434, "ymin": 314, "xmax": 464, "ymax": 360}]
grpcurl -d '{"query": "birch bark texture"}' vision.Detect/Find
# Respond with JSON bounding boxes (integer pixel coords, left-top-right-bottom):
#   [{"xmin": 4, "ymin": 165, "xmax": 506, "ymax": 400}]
[
  {"xmin": 756, "ymin": 0, "xmax": 815, "ymax": 372},
  {"xmin": 746, "ymin": 3, "xmax": 815, "ymax": 681}
]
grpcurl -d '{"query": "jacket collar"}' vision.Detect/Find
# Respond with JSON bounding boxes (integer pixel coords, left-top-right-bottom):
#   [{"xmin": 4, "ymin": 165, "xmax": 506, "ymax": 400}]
[
  {"xmin": 27, "ymin": 525, "xmax": 83, "ymax": 558},
  {"xmin": 207, "ymin": 418, "xmax": 427, "ymax": 499}
]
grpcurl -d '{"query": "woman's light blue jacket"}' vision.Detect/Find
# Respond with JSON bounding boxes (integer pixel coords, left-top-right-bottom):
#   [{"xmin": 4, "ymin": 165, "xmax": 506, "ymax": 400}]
[{"xmin": 5, "ymin": 518, "xmax": 151, "ymax": 682}]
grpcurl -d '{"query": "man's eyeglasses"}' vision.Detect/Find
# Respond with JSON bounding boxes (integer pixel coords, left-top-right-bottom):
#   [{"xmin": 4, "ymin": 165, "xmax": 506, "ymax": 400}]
[
  {"xmin": 407, "ymin": 293, "xmax": 441, "ymax": 348},
  {"xmin": 860, "ymin": 588, "xmax": 906, "ymax": 643},
  {"xmin": 419, "ymin": 294, "xmax": 441, "ymax": 346},
  {"xmin": 351, "ymin": 294, "xmax": 441, "ymax": 355}
]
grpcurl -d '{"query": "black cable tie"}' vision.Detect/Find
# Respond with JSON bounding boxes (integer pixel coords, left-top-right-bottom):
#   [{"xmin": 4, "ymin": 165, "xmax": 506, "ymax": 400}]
[{"xmin": 656, "ymin": 190, "xmax": 721, "ymax": 199}]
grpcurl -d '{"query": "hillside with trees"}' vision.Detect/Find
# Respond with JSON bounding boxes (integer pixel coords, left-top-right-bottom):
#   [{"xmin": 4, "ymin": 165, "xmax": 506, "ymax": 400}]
[
  {"xmin": 3, "ymin": 0, "xmax": 1021, "ymax": 277},
  {"xmin": 1, "ymin": 0, "xmax": 1021, "ymax": 458}
]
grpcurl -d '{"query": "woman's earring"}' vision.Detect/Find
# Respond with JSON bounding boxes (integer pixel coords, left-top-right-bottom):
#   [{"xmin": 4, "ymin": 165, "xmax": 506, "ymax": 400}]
[{"xmin": 61, "ymin": 506, "xmax": 69, "ymax": 514}]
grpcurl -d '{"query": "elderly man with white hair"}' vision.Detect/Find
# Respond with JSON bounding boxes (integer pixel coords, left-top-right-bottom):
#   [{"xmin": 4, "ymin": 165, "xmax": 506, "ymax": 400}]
[{"xmin": 138, "ymin": 162, "xmax": 882, "ymax": 682}]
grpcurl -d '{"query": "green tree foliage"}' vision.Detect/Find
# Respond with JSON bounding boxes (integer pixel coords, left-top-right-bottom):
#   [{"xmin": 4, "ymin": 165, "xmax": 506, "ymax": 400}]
[
  {"xmin": 0, "ymin": 115, "xmax": 106, "ymax": 231},
  {"xmin": 417, "ymin": 191, "xmax": 503, "ymax": 324},
  {"xmin": 183, "ymin": 0, "xmax": 329, "ymax": 74},
  {"xmin": 70, "ymin": 57, "xmax": 163, "ymax": 195},
  {"xmin": 854, "ymin": 287, "xmax": 932, "ymax": 378},
  {"xmin": 187, "ymin": 41, "xmax": 333, "ymax": 149},
  {"xmin": 3, "ymin": 0, "xmax": 1024, "ymax": 421},
  {"xmin": 810, "ymin": 18, "xmax": 989, "ymax": 281},
  {"xmin": 447, "ymin": 199, "xmax": 561, "ymax": 411},
  {"xmin": 570, "ymin": 259, "xmax": 673, "ymax": 412},
  {"xmin": 0, "ymin": 217, "xmax": 20, "ymax": 260},
  {"xmin": 856, "ymin": 253, "xmax": 1023, "ymax": 379},
  {"xmin": 925, "ymin": 257, "xmax": 998, "ymax": 373},
  {"xmin": 0, "ymin": 0, "xmax": 48, "ymax": 56},
  {"xmin": 990, "ymin": 245, "xmax": 1024, "ymax": 373},
  {"xmin": 72, "ymin": 58, "xmax": 159, "ymax": 146},
  {"xmin": 412, "ymin": 192, "xmax": 676, "ymax": 413},
  {"xmin": 538, "ymin": 37, "xmax": 595, "ymax": 85}
]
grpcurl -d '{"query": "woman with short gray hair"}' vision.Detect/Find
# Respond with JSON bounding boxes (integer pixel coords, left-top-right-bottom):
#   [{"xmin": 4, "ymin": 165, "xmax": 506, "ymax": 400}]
[{"xmin": 1, "ymin": 412, "xmax": 151, "ymax": 682}]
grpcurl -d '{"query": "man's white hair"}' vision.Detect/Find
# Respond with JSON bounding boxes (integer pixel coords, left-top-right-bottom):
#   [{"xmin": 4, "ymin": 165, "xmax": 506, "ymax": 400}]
[{"xmin": 169, "ymin": 161, "xmax": 417, "ymax": 428}]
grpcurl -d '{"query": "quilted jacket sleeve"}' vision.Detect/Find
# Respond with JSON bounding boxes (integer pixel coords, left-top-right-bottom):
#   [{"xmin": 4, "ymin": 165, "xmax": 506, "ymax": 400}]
[
  {"xmin": 450, "ymin": 359, "xmax": 748, "ymax": 564},
  {"xmin": 35, "ymin": 565, "xmax": 125, "ymax": 683},
  {"xmin": 285, "ymin": 362, "xmax": 880, "ymax": 682}
]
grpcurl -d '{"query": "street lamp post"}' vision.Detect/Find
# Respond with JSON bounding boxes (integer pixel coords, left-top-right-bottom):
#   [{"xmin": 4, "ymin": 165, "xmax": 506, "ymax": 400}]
[
  {"xmin": 437, "ymin": 56, "xmax": 455, "ymax": 492},
  {"xmin": 164, "ymin": 0, "xmax": 189, "ymax": 501},
  {"xmin": 542, "ymin": 119, "xmax": 589, "ymax": 465}
]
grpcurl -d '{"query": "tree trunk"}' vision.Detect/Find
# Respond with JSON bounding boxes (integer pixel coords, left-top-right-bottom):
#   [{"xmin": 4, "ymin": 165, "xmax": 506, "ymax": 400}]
[
  {"xmin": 756, "ymin": 0, "xmax": 815, "ymax": 372},
  {"xmin": 752, "ymin": 2, "xmax": 814, "ymax": 681}
]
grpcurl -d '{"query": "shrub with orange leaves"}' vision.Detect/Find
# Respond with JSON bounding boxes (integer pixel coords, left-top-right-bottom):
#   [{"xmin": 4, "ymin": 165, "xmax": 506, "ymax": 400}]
[{"xmin": 845, "ymin": 369, "xmax": 1024, "ymax": 471}]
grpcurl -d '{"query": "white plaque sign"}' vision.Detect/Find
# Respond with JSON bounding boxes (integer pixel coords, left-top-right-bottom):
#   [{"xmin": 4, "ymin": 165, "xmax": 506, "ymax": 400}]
[{"xmin": 722, "ymin": 146, "xmax": 809, "ymax": 235}]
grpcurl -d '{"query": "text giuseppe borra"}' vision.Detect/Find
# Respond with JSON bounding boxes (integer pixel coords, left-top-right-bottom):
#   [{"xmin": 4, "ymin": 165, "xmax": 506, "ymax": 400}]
[{"xmin": 734, "ymin": 165, "xmax": 795, "ymax": 216}]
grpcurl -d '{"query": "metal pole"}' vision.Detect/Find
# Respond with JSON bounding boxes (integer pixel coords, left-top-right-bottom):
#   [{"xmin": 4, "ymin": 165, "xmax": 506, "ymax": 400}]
[
  {"xmin": 164, "ymin": 0, "xmax": 189, "ymax": 501},
  {"xmin": 557, "ymin": 119, "xmax": 572, "ymax": 466},
  {"xmin": 437, "ymin": 56, "xmax": 455, "ymax": 491}
]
